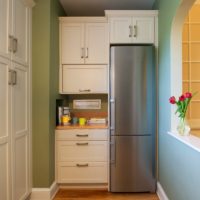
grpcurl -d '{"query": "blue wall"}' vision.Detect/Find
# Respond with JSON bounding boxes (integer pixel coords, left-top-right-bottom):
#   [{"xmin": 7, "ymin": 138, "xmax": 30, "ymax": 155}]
[{"xmin": 155, "ymin": 0, "xmax": 200, "ymax": 199}]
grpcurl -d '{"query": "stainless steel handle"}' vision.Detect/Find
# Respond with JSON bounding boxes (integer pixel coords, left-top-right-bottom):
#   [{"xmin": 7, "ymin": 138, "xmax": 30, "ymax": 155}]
[
  {"xmin": 76, "ymin": 142, "xmax": 88, "ymax": 146},
  {"xmin": 110, "ymin": 98, "xmax": 115, "ymax": 134},
  {"xmin": 85, "ymin": 48, "xmax": 88, "ymax": 58},
  {"xmin": 129, "ymin": 25, "xmax": 132, "ymax": 37},
  {"xmin": 13, "ymin": 38, "xmax": 18, "ymax": 53},
  {"xmin": 12, "ymin": 70, "xmax": 17, "ymax": 85},
  {"xmin": 8, "ymin": 70, "xmax": 17, "ymax": 85},
  {"xmin": 8, "ymin": 69, "xmax": 12, "ymax": 85},
  {"xmin": 133, "ymin": 25, "xmax": 137, "ymax": 37},
  {"xmin": 76, "ymin": 163, "xmax": 89, "ymax": 167},
  {"xmin": 110, "ymin": 137, "xmax": 116, "ymax": 165},
  {"xmin": 81, "ymin": 48, "xmax": 84, "ymax": 58},
  {"xmin": 76, "ymin": 134, "xmax": 88, "ymax": 137},
  {"xmin": 8, "ymin": 35, "xmax": 13, "ymax": 52},
  {"xmin": 79, "ymin": 89, "xmax": 91, "ymax": 92}
]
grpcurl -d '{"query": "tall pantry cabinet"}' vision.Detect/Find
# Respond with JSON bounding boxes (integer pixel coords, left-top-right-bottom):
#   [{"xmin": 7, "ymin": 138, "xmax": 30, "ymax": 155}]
[{"xmin": 0, "ymin": 0, "xmax": 35, "ymax": 199}]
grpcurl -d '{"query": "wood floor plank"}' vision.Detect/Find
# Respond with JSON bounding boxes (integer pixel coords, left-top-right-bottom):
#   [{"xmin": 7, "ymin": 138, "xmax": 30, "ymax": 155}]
[{"xmin": 53, "ymin": 189, "xmax": 159, "ymax": 200}]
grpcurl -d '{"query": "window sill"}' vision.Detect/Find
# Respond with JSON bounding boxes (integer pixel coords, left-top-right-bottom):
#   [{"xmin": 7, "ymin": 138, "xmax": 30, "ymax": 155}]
[{"xmin": 167, "ymin": 131, "xmax": 200, "ymax": 153}]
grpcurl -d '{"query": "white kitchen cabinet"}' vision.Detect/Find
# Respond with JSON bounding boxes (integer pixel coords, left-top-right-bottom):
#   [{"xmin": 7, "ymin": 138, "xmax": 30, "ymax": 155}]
[
  {"xmin": 60, "ymin": 23, "xmax": 84, "ymax": 64},
  {"xmin": 0, "ymin": 0, "xmax": 33, "ymax": 199},
  {"xmin": 109, "ymin": 17, "xmax": 132, "ymax": 43},
  {"xmin": 12, "ymin": 62, "xmax": 30, "ymax": 200},
  {"xmin": 106, "ymin": 10, "xmax": 158, "ymax": 44},
  {"xmin": 0, "ymin": 0, "xmax": 11, "ymax": 59},
  {"xmin": 56, "ymin": 129, "xmax": 108, "ymax": 141},
  {"xmin": 0, "ymin": 0, "xmax": 29, "ymax": 66},
  {"xmin": 0, "ymin": 57, "xmax": 11, "ymax": 200},
  {"xmin": 57, "ymin": 141, "xmax": 107, "ymax": 162},
  {"xmin": 61, "ymin": 65, "xmax": 108, "ymax": 94},
  {"xmin": 12, "ymin": 0, "xmax": 29, "ymax": 65},
  {"xmin": 57, "ymin": 162, "xmax": 107, "ymax": 184},
  {"xmin": 55, "ymin": 129, "xmax": 108, "ymax": 184},
  {"xmin": 60, "ymin": 17, "xmax": 109, "ymax": 64},
  {"xmin": 85, "ymin": 23, "xmax": 109, "ymax": 64},
  {"xmin": 0, "ymin": 55, "xmax": 30, "ymax": 200}
]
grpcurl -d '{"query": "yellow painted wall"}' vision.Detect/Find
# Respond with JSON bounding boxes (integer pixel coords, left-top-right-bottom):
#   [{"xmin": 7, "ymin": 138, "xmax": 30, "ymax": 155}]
[
  {"xmin": 182, "ymin": 3, "xmax": 200, "ymax": 119},
  {"xmin": 182, "ymin": 2, "xmax": 200, "ymax": 136}
]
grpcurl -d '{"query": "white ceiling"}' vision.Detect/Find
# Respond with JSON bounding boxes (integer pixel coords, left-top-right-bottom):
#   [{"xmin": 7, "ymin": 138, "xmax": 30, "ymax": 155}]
[{"xmin": 59, "ymin": 0, "xmax": 156, "ymax": 16}]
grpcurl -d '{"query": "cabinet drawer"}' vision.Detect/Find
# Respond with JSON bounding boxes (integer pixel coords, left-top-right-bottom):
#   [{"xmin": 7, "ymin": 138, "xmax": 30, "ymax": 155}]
[
  {"xmin": 56, "ymin": 129, "xmax": 108, "ymax": 141},
  {"xmin": 57, "ymin": 141, "xmax": 108, "ymax": 162},
  {"xmin": 57, "ymin": 162, "xmax": 107, "ymax": 183}
]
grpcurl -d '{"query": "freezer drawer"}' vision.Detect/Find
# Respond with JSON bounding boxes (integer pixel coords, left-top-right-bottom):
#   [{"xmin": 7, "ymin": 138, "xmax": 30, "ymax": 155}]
[{"xmin": 110, "ymin": 135, "xmax": 156, "ymax": 192}]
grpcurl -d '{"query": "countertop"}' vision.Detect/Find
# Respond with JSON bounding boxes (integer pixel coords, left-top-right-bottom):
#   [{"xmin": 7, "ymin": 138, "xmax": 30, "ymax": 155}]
[{"xmin": 56, "ymin": 124, "xmax": 108, "ymax": 130}]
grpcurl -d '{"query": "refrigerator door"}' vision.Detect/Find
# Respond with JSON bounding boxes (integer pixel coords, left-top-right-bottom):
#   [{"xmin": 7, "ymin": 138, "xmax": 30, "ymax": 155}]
[
  {"xmin": 110, "ymin": 46, "xmax": 155, "ymax": 136},
  {"xmin": 110, "ymin": 135, "xmax": 156, "ymax": 192}
]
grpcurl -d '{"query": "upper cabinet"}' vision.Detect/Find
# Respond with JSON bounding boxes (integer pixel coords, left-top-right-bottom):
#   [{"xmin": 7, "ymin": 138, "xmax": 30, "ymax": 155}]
[
  {"xmin": 105, "ymin": 10, "xmax": 158, "ymax": 44},
  {"xmin": 12, "ymin": 0, "xmax": 29, "ymax": 65},
  {"xmin": 0, "ymin": 0, "xmax": 10, "ymax": 59},
  {"xmin": 0, "ymin": 0, "xmax": 29, "ymax": 66},
  {"xmin": 60, "ymin": 17, "xmax": 109, "ymax": 64}
]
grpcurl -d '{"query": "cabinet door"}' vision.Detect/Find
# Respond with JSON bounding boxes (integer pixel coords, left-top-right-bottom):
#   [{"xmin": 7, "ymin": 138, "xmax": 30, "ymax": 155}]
[
  {"xmin": 0, "ymin": 0, "xmax": 11, "ymax": 59},
  {"xmin": 61, "ymin": 65, "xmax": 108, "ymax": 94},
  {"xmin": 12, "ymin": 63, "xmax": 29, "ymax": 200},
  {"xmin": 110, "ymin": 17, "xmax": 132, "ymax": 43},
  {"xmin": 0, "ymin": 57, "xmax": 11, "ymax": 200},
  {"xmin": 133, "ymin": 17, "xmax": 154, "ymax": 43},
  {"xmin": 85, "ymin": 23, "xmax": 109, "ymax": 64},
  {"xmin": 61, "ymin": 23, "xmax": 84, "ymax": 64},
  {"xmin": 12, "ymin": 0, "xmax": 29, "ymax": 65}
]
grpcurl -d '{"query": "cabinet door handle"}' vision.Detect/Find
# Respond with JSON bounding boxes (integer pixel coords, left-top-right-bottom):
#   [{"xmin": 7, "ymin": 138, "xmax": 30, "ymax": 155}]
[
  {"xmin": 129, "ymin": 25, "xmax": 132, "ymax": 37},
  {"xmin": 85, "ymin": 48, "xmax": 89, "ymax": 58},
  {"xmin": 76, "ymin": 134, "xmax": 88, "ymax": 137},
  {"xmin": 8, "ymin": 69, "xmax": 12, "ymax": 85},
  {"xmin": 76, "ymin": 163, "xmax": 89, "ymax": 167},
  {"xmin": 79, "ymin": 89, "xmax": 91, "ymax": 93},
  {"xmin": 12, "ymin": 70, "xmax": 17, "ymax": 85},
  {"xmin": 13, "ymin": 38, "xmax": 18, "ymax": 53},
  {"xmin": 8, "ymin": 70, "xmax": 17, "ymax": 85},
  {"xmin": 133, "ymin": 25, "xmax": 137, "ymax": 37},
  {"xmin": 8, "ymin": 35, "xmax": 13, "ymax": 52},
  {"xmin": 76, "ymin": 142, "xmax": 88, "ymax": 146},
  {"xmin": 81, "ymin": 48, "xmax": 84, "ymax": 58}
]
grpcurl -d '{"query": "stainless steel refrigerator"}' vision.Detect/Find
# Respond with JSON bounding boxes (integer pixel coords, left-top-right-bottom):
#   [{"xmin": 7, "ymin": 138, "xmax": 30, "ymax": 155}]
[{"xmin": 110, "ymin": 45, "xmax": 156, "ymax": 192}]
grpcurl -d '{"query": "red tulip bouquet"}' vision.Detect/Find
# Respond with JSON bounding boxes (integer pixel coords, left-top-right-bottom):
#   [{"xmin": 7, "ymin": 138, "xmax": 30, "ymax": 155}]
[{"xmin": 169, "ymin": 92, "xmax": 194, "ymax": 135}]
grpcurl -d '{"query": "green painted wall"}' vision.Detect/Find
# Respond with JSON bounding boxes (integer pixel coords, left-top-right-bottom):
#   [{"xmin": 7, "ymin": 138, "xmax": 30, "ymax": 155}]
[
  {"xmin": 32, "ymin": 0, "xmax": 65, "ymax": 187},
  {"xmin": 155, "ymin": 1, "xmax": 200, "ymax": 199}
]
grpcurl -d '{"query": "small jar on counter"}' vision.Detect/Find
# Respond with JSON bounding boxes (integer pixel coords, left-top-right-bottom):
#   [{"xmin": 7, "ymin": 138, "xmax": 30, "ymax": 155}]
[{"xmin": 61, "ymin": 115, "xmax": 71, "ymax": 126}]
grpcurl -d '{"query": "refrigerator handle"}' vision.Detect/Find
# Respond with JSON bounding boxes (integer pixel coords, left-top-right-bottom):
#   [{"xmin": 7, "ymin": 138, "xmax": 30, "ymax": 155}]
[
  {"xmin": 110, "ymin": 98, "xmax": 115, "ymax": 133},
  {"xmin": 110, "ymin": 137, "xmax": 116, "ymax": 164}
]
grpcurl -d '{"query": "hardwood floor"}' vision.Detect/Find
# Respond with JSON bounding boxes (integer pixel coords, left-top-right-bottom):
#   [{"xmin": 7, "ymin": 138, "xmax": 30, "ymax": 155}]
[{"xmin": 53, "ymin": 189, "xmax": 159, "ymax": 200}]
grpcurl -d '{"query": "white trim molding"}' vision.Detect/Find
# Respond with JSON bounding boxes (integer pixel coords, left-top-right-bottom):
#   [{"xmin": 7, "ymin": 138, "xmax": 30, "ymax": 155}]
[
  {"xmin": 31, "ymin": 181, "xmax": 58, "ymax": 200},
  {"xmin": 157, "ymin": 182, "xmax": 169, "ymax": 200},
  {"xmin": 167, "ymin": 131, "xmax": 200, "ymax": 153}
]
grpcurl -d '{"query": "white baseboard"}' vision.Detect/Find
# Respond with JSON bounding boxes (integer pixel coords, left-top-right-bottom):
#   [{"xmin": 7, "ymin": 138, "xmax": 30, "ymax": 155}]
[
  {"xmin": 31, "ymin": 181, "xmax": 58, "ymax": 200},
  {"xmin": 157, "ymin": 182, "xmax": 169, "ymax": 200},
  {"xmin": 59, "ymin": 183, "xmax": 108, "ymax": 190}
]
